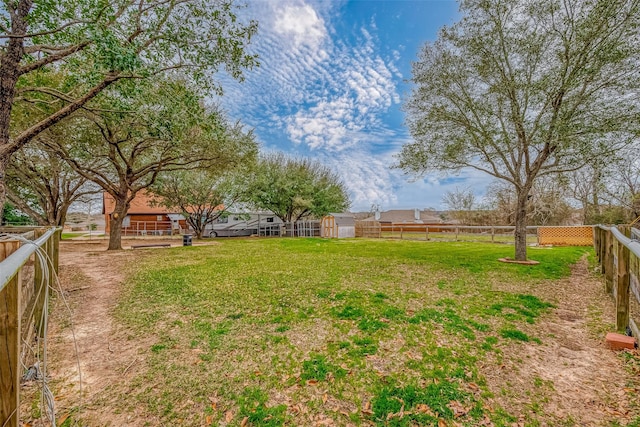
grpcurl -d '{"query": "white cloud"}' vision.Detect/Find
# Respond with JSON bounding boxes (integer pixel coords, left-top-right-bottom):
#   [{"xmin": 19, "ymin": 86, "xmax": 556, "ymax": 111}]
[
  {"xmin": 215, "ymin": 0, "xmax": 415, "ymax": 210},
  {"xmin": 273, "ymin": 2, "xmax": 327, "ymax": 51}
]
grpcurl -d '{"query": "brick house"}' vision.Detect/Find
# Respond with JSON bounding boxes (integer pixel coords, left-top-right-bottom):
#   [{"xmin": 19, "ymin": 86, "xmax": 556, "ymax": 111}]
[{"xmin": 102, "ymin": 191, "xmax": 188, "ymax": 236}]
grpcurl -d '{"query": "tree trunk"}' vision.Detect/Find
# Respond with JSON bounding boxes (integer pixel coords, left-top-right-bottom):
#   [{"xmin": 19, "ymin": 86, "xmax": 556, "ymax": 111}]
[
  {"xmin": 186, "ymin": 216, "xmax": 203, "ymax": 239},
  {"xmin": 514, "ymin": 192, "xmax": 529, "ymax": 261},
  {"xmin": 108, "ymin": 198, "xmax": 129, "ymax": 250},
  {"xmin": 0, "ymin": 0, "xmax": 31, "ymax": 222}
]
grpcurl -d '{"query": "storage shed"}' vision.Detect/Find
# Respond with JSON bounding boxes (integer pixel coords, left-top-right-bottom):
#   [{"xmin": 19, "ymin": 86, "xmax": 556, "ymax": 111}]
[{"xmin": 321, "ymin": 213, "xmax": 356, "ymax": 238}]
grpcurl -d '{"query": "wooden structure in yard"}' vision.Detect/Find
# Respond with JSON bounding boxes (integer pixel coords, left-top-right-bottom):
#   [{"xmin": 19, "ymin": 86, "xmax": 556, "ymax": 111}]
[
  {"xmin": 594, "ymin": 225, "xmax": 640, "ymax": 337},
  {"xmin": 355, "ymin": 220, "xmax": 381, "ymax": 238},
  {"xmin": 0, "ymin": 227, "xmax": 60, "ymax": 427},
  {"xmin": 538, "ymin": 226, "xmax": 593, "ymax": 246},
  {"xmin": 321, "ymin": 214, "xmax": 356, "ymax": 238}
]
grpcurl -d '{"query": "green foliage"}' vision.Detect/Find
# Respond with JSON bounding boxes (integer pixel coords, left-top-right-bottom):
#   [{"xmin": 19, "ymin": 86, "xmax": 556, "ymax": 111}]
[
  {"xmin": 1, "ymin": 0, "xmax": 259, "ymax": 222},
  {"xmin": 237, "ymin": 387, "xmax": 287, "ymax": 427},
  {"xmin": 500, "ymin": 329, "xmax": 530, "ymax": 342},
  {"xmin": 243, "ymin": 153, "xmax": 350, "ymax": 222},
  {"xmin": 397, "ymin": 0, "xmax": 640, "ymax": 259},
  {"xmin": 483, "ymin": 294, "xmax": 554, "ymax": 324},
  {"xmin": 150, "ymin": 147, "xmax": 257, "ymax": 238},
  {"xmin": 371, "ymin": 381, "xmax": 471, "ymax": 425},
  {"xmin": 300, "ymin": 354, "xmax": 347, "ymax": 381},
  {"xmin": 2, "ymin": 203, "xmax": 34, "ymax": 225},
  {"xmin": 52, "ymin": 76, "xmax": 256, "ymax": 248}
]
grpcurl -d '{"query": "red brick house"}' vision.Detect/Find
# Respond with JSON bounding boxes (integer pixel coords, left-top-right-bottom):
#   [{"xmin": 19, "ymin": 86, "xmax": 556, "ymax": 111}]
[{"xmin": 102, "ymin": 191, "xmax": 188, "ymax": 236}]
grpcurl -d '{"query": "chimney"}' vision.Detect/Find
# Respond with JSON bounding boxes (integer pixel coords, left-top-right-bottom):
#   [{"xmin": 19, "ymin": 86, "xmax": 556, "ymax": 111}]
[{"xmin": 414, "ymin": 208, "xmax": 420, "ymax": 221}]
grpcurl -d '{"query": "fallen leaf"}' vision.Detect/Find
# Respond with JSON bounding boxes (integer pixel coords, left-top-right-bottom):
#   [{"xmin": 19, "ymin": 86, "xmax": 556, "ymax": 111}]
[
  {"xmin": 205, "ymin": 415, "xmax": 213, "ymax": 425},
  {"xmin": 240, "ymin": 416, "xmax": 249, "ymax": 427},
  {"xmin": 225, "ymin": 410, "xmax": 234, "ymax": 423},
  {"xmin": 415, "ymin": 403, "xmax": 435, "ymax": 416},
  {"xmin": 322, "ymin": 393, "xmax": 328, "ymax": 404},
  {"xmin": 438, "ymin": 419, "xmax": 447, "ymax": 427},
  {"xmin": 307, "ymin": 379, "xmax": 319, "ymax": 386},
  {"xmin": 468, "ymin": 382, "xmax": 479, "ymax": 391},
  {"xmin": 447, "ymin": 400, "xmax": 470, "ymax": 418},
  {"xmin": 57, "ymin": 413, "xmax": 70, "ymax": 425}
]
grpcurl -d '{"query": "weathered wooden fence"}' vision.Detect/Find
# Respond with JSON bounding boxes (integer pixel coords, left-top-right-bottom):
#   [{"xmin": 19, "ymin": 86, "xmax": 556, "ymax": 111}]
[
  {"xmin": 593, "ymin": 225, "xmax": 640, "ymax": 336},
  {"xmin": 0, "ymin": 227, "xmax": 60, "ymax": 427},
  {"xmin": 355, "ymin": 220, "xmax": 381, "ymax": 238}
]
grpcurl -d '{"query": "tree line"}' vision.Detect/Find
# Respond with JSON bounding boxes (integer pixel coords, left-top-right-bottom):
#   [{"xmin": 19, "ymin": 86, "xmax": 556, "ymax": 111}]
[{"xmin": 0, "ymin": 0, "xmax": 350, "ymax": 250}]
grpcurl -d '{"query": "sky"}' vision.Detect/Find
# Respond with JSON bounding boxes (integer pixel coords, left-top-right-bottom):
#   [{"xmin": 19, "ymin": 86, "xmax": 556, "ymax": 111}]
[{"xmin": 217, "ymin": 0, "xmax": 496, "ymax": 212}]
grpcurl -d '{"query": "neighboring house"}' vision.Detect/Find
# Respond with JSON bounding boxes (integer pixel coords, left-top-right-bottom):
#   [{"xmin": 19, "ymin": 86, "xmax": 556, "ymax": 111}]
[
  {"xmin": 363, "ymin": 209, "xmax": 455, "ymax": 224},
  {"xmin": 102, "ymin": 191, "xmax": 189, "ymax": 236}
]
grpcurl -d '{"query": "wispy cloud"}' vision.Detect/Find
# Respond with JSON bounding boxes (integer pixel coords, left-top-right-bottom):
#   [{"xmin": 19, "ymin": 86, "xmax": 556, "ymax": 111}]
[{"xmin": 216, "ymin": 0, "xmax": 439, "ymax": 210}]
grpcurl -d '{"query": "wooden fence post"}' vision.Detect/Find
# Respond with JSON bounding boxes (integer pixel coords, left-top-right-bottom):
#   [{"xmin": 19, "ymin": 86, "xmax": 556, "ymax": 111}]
[
  {"xmin": 491, "ymin": 227, "xmax": 495, "ymax": 243},
  {"xmin": 32, "ymin": 230, "xmax": 46, "ymax": 338},
  {"xmin": 400, "ymin": 226, "xmax": 403, "ymax": 240},
  {"xmin": 605, "ymin": 230, "xmax": 614, "ymax": 293},
  {"xmin": 616, "ymin": 242, "xmax": 630, "ymax": 331},
  {"xmin": 425, "ymin": 226, "xmax": 429, "ymax": 241},
  {"xmin": 0, "ymin": 240, "xmax": 21, "ymax": 427},
  {"xmin": 455, "ymin": 227, "xmax": 459, "ymax": 241}
]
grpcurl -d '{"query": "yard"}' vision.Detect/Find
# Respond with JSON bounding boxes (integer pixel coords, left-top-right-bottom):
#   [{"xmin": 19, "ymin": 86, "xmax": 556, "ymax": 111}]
[{"xmin": 42, "ymin": 238, "xmax": 640, "ymax": 426}]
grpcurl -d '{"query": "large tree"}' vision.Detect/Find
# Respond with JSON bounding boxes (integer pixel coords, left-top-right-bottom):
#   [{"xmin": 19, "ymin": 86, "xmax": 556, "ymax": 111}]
[
  {"xmin": 397, "ymin": 0, "xmax": 640, "ymax": 260},
  {"xmin": 0, "ymin": 0, "xmax": 257, "ymax": 221},
  {"xmin": 48, "ymin": 79, "xmax": 256, "ymax": 249},
  {"xmin": 7, "ymin": 133, "xmax": 97, "ymax": 226},
  {"xmin": 244, "ymin": 154, "xmax": 351, "ymax": 223}
]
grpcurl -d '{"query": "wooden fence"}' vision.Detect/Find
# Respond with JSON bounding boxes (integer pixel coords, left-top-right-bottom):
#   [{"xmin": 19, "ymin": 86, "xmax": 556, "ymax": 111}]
[
  {"xmin": 593, "ymin": 225, "xmax": 640, "ymax": 335},
  {"xmin": 379, "ymin": 224, "xmax": 539, "ymax": 244},
  {"xmin": 0, "ymin": 227, "xmax": 60, "ymax": 427},
  {"xmin": 355, "ymin": 221, "xmax": 381, "ymax": 238}
]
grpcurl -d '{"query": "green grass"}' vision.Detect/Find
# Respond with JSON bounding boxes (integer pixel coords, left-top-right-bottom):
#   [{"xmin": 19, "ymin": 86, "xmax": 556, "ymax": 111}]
[{"xmin": 114, "ymin": 238, "xmax": 588, "ymax": 425}]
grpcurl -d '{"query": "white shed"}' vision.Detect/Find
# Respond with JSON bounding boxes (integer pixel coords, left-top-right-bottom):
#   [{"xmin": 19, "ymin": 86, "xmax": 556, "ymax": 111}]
[{"xmin": 321, "ymin": 213, "xmax": 356, "ymax": 238}]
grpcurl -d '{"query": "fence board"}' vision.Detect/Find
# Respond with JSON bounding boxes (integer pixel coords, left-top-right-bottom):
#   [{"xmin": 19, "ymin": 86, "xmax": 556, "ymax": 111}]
[
  {"xmin": 0, "ymin": 240, "xmax": 20, "ymax": 427},
  {"xmin": 355, "ymin": 221, "xmax": 381, "ymax": 238}
]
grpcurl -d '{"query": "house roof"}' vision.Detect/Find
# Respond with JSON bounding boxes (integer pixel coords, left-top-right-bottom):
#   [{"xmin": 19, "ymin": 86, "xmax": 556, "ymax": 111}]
[
  {"xmin": 363, "ymin": 209, "xmax": 448, "ymax": 224},
  {"xmin": 102, "ymin": 190, "xmax": 225, "ymax": 215},
  {"xmin": 102, "ymin": 190, "xmax": 169, "ymax": 215},
  {"xmin": 326, "ymin": 213, "xmax": 356, "ymax": 226}
]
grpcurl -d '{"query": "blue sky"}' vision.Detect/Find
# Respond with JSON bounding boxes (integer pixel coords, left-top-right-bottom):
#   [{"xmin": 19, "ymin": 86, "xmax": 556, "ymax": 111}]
[{"xmin": 217, "ymin": 0, "xmax": 495, "ymax": 211}]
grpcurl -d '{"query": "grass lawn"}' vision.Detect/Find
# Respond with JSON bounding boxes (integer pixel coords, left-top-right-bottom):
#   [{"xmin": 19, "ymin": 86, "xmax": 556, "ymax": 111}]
[{"xmin": 114, "ymin": 238, "xmax": 589, "ymax": 426}]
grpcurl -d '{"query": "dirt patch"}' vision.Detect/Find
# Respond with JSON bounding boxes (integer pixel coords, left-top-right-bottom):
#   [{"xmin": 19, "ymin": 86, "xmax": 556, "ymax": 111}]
[
  {"xmin": 483, "ymin": 256, "xmax": 639, "ymax": 426},
  {"xmin": 35, "ymin": 239, "xmax": 217, "ymax": 426}
]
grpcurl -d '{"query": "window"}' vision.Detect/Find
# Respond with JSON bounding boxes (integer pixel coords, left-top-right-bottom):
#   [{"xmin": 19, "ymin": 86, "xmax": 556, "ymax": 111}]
[
  {"xmin": 266, "ymin": 217, "xmax": 274, "ymax": 223},
  {"xmin": 217, "ymin": 217, "xmax": 228, "ymax": 224},
  {"xmin": 157, "ymin": 215, "xmax": 163, "ymax": 221}
]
